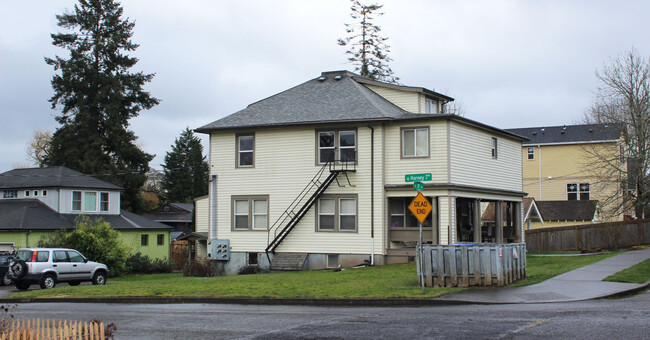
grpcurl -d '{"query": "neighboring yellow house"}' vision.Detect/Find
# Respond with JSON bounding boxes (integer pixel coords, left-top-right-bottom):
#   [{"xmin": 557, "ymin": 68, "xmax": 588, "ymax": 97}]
[
  {"xmin": 506, "ymin": 124, "xmax": 624, "ymax": 223},
  {"xmin": 195, "ymin": 70, "xmax": 526, "ymax": 275}
]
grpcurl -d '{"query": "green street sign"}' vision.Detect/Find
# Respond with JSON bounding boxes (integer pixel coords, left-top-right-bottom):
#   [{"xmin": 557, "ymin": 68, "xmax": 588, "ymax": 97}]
[
  {"xmin": 405, "ymin": 173, "xmax": 432, "ymax": 182},
  {"xmin": 413, "ymin": 181, "xmax": 424, "ymax": 191}
]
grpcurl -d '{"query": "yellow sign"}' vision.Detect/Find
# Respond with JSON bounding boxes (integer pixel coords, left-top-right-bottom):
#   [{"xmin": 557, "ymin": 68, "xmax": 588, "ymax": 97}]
[{"xmin": 408, "ymin": 192, "xmax": 432, "ymax": 224}]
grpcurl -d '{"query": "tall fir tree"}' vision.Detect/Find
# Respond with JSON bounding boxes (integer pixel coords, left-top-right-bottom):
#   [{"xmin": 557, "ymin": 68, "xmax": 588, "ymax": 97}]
[
  {"xmin": 44, "ymin": 0, "xmax": 159, "ymax": 212},
  {"xmin": 160, "ymin": 128, "xmax": 209, "ymax": 204},
  {"xmin": 338, "ymin": 0, "xmax": 399, "ymax": 84}
]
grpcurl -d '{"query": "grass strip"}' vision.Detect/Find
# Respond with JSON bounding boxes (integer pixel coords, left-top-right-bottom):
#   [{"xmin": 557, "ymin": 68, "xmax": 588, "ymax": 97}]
[
  {"xmin": 604, "ymin": 259, "xmax": 650, "ymax": 284},
  {"xmin": 4, "ymin": 252, "xmax": 623, "ymax": 299}
]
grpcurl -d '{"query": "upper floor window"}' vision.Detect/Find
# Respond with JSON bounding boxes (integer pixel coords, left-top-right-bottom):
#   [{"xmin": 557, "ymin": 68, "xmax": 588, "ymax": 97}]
[
  {"xmin": 567, "ymin": 183, "xmax": 590, "ymax": 200},
  {"xmin": 402, "ymin": 127, "xmax": 429, "ymax": 158},
  {"xmin": 157, "ymin": 234, "xmax": 165, "ymax": 246},
  {"xmin": 527, "ymin": 147, "xmax": 535, "ymax": 160},
  {"xmin": 141, "ymin": 234, "xmax": 149, "ymax": 246},
  {"xmin": 317, "ymin": 130, "xmax": 356, "ymax": 164},
  {"xmin": 237, "ymin": 134, "xmax": 254, "ymax": 167},
  {"xmin": 24, "ymin": 191, "xmax": 30, "ymax": 197},
  {"xmin": 42, "ymin": 190, "xmax": 47, "ymax": 197},
  {"xmin": 232, "ymin": 196, "xmax": 269, "ymax": 231},
  {"xmin": 2, "ymin": 190, "xmax": 17, "ymax": 199},
  {"xmin": 72, "ymin": 191, "xmax": 82, "ymax": 211},
  {"xmin": 425, "ymin": 99, "xmax": 438, "ymax": 113},
  {"xmin": 491, "ymin": 137, "xmax": 498, "ymax": 159},
  {"xmin": 100, "ymin": 192, "xmax": 109, "ymax": 212},
  {"xmin": 84, "ymin": 192, "xmax": 97, "ymax": 211}
]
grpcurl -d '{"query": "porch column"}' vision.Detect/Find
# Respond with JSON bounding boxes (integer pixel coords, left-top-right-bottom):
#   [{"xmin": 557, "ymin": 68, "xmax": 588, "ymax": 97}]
[
  {"xmin": 495, "ymin": 201, "xmax": 504, "ymax": 243},
  {"xmin": 472, "ymin": 199, "xmax": 481, "ymax": 243},
  {"xmin": 514, "ymin": 201, "xmax": 522, "ymax": 242}
]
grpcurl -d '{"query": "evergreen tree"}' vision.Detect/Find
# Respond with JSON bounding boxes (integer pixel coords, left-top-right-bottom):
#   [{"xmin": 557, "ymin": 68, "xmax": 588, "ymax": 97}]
[
  {"xmin": 338, "ymin": 0, "xmax": 399, "ymax": 84},
  {"xmin": 160, "ymin": 128, "xmax": 209, "ymax": 203},
  {"xmin": 44, "ymin": 0, "xmax": 159, "ymax": 212}
]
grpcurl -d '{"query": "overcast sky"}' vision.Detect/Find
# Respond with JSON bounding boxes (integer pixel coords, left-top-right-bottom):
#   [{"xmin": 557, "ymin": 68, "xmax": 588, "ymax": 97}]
[{"xmin": 1, "ymin": 0, "xmax": 649, "ymax": 173}]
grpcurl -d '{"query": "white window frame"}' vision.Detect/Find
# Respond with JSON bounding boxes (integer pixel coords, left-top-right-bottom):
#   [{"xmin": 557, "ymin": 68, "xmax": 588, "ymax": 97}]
[
  {"xmin": 100, "ymin": 192, "xmax": 109, "ymax": 212},
  {"xmin": 425, "ymin": 99, "xmax": 438, "ymax": 113},
  {"xmin": 237, "ymin": 134, "xmax": 255, "ymax": 168},
  {"xmin": 316, "ymin": 195, "xmax": 358, "ymax": 232},
  {"xmin": 567, "ymin": 183, "xmax": 590, "ymax": 201},
  {"xmin": 491, "ymin": 137, "xmax": 498, "ymax": 159},
  {"xmin": 72, "ymin": 191, "xmax": 82, "ymax": 211},
  {"xmin": 84, "ymin": 191, "xmax": 97, "ymax": 212},
  {"xmin": 401, "ymin": 127, "xmax": 429, "ymax": 158},
  {"xmin": 527, "ymin": 147, "xmax": 535, "ymax": 160},
  {"xmin": 232, "ymin": 196, "xmax": 269, "ymax": 231}
]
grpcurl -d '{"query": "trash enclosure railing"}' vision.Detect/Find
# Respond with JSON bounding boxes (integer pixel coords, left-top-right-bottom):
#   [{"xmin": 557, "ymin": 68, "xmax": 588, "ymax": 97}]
[{"xmin": 417, "ymin": 243, "xmax": 526, "ymax": 287}]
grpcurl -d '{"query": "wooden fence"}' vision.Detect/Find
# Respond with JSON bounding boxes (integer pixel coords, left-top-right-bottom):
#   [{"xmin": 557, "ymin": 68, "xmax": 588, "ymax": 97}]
[
  {"xmin": 525, "ymin": 220, "xmax": 650, "ymax": 252},
  {"xmin": 0, "ymin": 319, "xmax": 105, "ymax": 340},
  {"xmin": 417, "ymin": 243, "xmax": 526, "ymax": 287}
]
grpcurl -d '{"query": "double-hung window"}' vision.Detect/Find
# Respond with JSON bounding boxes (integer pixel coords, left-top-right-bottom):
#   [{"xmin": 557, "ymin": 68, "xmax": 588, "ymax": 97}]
[
  {"xmin": 100, "ymin": 192, "xmax": 109, "ymax": 212},
  {"xmin": 491, "ymin": 137, "xmax": 498, "ymax": 159},
  {"xmin": 317, "ymin": 130, "xmax": 356, "ymax": 164},
  {"xmin": 402, "ymin": 127, "xmax": 429, "ymax": 158},
  {"xmin": 425, "ymin": 99, "xmax": 438, "ymax": 113},
  {"xmin": 233, "ymin": 196, "xmax": 269, "ymax": 230},
  {"xmin": 317, "ymin": 195, "xmax": 357, "ymax": 232},
  {"xmin": 567, "ymin": 183, "xmax": 590, "ymax": 200},
  {"xmin": 527, "ymin": 147, "xmax": 535, "ymax": 160},
  {"xmin": 72, "ymin": 191, "xmax": 82, "ymax": 211},
  {"xmin": 237, "ymin": 134, "xmax": 254, "ymax": 167}
]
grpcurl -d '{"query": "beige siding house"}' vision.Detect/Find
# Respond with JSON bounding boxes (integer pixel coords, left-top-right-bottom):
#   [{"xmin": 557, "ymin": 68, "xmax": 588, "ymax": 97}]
[{"xmin": 196, "ymin": 71, "xmax": 525, "ymax": 275}]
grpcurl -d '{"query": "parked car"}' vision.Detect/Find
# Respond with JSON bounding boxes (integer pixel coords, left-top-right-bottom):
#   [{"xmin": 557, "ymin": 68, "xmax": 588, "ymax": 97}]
[
  {"xmin": 8, "ymin": 248, "xmax": 109, "ymax": 290},
  {"xmin": 0, "ymin": 254, "xmax": 14, "ymax": 285}
]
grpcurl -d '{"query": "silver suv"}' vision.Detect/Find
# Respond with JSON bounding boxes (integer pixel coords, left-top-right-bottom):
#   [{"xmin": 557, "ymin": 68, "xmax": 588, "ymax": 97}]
[{"xmin": 8, "ymin": 248, "xmax": 109, "ymax": 290}]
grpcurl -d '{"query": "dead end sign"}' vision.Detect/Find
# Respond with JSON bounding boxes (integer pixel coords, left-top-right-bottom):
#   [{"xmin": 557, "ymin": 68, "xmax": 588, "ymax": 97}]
[{"xmin": 408, "ymin": 192, "xmax": 432, "ymax": 224}]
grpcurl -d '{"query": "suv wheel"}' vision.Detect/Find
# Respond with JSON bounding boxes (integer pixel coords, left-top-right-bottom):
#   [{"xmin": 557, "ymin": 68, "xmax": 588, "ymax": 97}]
[
  {"xmin": 15, "ymin": 280, "xmax": 30, "ymax": 291},
  {"xmin": 40, "ymin": 274, "xmax": 56, "ymax": 289},
  {"xmin": 92, "ymin": 271, "xmax": 107, "ymax": 285},
  {"xmin": 1, "ymin": 273, "xmax": 12, "ymax": 286}
]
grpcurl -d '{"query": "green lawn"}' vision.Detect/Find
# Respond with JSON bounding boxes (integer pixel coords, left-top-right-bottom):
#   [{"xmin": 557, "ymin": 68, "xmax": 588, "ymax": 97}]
[
  {"xmin": 604, "ymin": 259, "xmax": 650, "ymax": 284},
  {"xmin": 4, "ymin": 252, "xmax": 623, "ymax": 300}
]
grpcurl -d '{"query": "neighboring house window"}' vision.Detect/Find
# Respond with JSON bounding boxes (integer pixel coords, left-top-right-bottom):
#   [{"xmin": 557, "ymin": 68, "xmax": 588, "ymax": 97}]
[
  {"xmin": 620, "ymin": 145, "xmax": 625, "ymax": 164},
  {"xmin": 84, "ymin": 192, "xmax": 97, "ymax": 211},
  {"xmin": 402, "ymin": 127, "xmax": 429, "ymax": 158},
  {"xmin": 72, "ymin": 191, "xmax": 82, "ymax": 211},
  {"xmin": 42, "ymin": 190, "xmax": 47, "ymax": 197},
  {"xmin": 237, "ymin": 134, "xmax": 254, "ymax": 167},
  {"xmin": 389, "ymin": 197, "xmax": 433, "ymax": 228},
  {"xmin": 157, "ymin": 234, "xmax": 164, "ymax": 246},
  {"xmin": 317, "ymin": 195, "xmax": 357, "ymax": 232},
  {"xmin": 141, "ymin": 234, "xmax": 149, "ymax": 246},
  {"xmin": 425, "ymin": 99, "xmax": 438, "ymax": 113},
  {"xmin": 491, "ymin": 137, "xmax": 498, "ymax": 159},
  {"xmin": 2, "ymin": 190, "xmax": 17, "ymax": 199},
  {"xmin": 100, "ymin": 192, "xmax": 109, "ymax": 212},
  {"xmin": 317, "ymin": 130, "xmax": 356, "ymax": 164},
  {"xmin": 232, "ymin": 196, "xmax": 269, "ymax": 230},
  {"xmin": 527, "ymin": 147, "xmax": 535, "ymax": 160},
  {"xmin": 567, "ymin": 183, "xmax": 590, "ymax": 200},
  {"xmin": 24, "ymin": 191, "xmax": 30, "ymax": 197},
  {"xmin": 33, "ymin": 191, "xmax": 38, "ymax": 197}
]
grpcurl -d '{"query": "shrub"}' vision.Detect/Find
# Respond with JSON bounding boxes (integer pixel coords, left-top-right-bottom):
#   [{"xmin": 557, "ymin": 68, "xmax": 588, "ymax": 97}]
[
  {"xmin": 37, "ymin": 215, "xmax": 131, "ymax": 276},
  {"xmin": 182, "ymin": 258, "xmax": 215, "ymax": 277},
  {"xmin": 126, "ymin": 253, "xmax": 172, "ymax": 275}
]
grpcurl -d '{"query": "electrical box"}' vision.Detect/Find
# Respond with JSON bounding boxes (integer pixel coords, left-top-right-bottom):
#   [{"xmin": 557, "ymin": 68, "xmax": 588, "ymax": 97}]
[{"xmin": 208, "ymin": 239, "xmax": 230, "ymax": 261}]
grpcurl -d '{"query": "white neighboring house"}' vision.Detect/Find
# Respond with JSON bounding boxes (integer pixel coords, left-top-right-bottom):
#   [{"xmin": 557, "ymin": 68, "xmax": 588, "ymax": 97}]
[{"xmin": 195, "ymin": 70, "xmax": 525, "ymax": 275}]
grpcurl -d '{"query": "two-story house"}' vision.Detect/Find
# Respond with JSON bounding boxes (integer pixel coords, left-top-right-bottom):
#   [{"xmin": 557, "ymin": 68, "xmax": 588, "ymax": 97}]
[
  {"xmin": 0, "ymin": 166, "xmax": 172, "ymax": 260},
  {"xmin": 196, "ymin": 71, "xmax": 526, "ymax": 275},
  {"xmin": 505, "ymin": 124, "xmax": 624, "ymax": 227}
]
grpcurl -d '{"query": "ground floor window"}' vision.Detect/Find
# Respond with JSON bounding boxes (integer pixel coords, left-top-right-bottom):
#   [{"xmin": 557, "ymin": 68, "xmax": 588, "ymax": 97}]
[
  {"xmin": 389, "ymin": 197, "xmax": 433, "ymax": 228},
  {"xmin": 327, "ymin": 254, "xmax": 338, "ymax": 268},
  {"xmin": 248, "ymin": 253, "xmax": 258, "ymax": 266},
  {"xmin": 232, "ymin": 195, "xmax": 269, "ymax": 230},
  {"xmin": 317, "ymin": 195, "xmax": 357, "ymax": 232}
]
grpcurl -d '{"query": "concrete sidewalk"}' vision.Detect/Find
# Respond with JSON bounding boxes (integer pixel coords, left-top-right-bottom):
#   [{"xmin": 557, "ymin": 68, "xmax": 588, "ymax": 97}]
[{"xmin": 436, "ymin": 247, "xmax": 650, "ymax": 304}]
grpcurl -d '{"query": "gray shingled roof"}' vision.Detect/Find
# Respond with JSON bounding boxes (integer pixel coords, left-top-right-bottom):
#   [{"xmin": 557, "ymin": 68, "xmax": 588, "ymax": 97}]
[
  {"xmin": 195, "ymin": 70, "xmax": 526, "ymax": 141},
  {"xmin": 505, "ymin": 124, "xmax": 622, "ymax": 146},
  {"xmin": 0, "ymin": 166, "xmax": 122, "ymax": 191},
  {"xmin": 0, "ymin": 199, "xmax": 171, "ymax": 231},
  {"xmin": 196, "ymin": 71, "xmax": 411, "ymax": 132},
  {"xmin": 535, "ymin": 200, "xmax": 598, "ymax": 221}
]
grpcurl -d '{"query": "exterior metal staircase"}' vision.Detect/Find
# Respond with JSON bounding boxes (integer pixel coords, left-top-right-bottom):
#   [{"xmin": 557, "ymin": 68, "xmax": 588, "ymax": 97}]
[{"xmin": 266, "ymin": 160, "xmax": 355, "ymax": 259}]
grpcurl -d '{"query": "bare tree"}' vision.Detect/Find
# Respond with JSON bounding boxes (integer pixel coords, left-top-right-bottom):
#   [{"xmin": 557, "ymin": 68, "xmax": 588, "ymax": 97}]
[
  {"xmin": 583, "ymin": 48, "xmax": 650, "ymax": 219},
  {"xmin": 26, "ymin": 129, "xmax": 52, "ymax": 167}
]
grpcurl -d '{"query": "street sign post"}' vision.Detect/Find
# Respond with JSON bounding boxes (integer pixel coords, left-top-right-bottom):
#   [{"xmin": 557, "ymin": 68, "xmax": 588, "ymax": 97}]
[
  {"xmin": 405, "ymin": 173, "xmax": 432, "ymax": 182},
  {"xmin": 413, "ymin": 181, "xmax": 424, "ymax": 191}
]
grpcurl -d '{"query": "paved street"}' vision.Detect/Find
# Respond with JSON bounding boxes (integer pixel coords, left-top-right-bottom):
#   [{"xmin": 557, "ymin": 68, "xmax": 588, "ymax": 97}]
[{"xmin": 5, "ymin": 288, "xmax": 649, "ymax": 339}]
